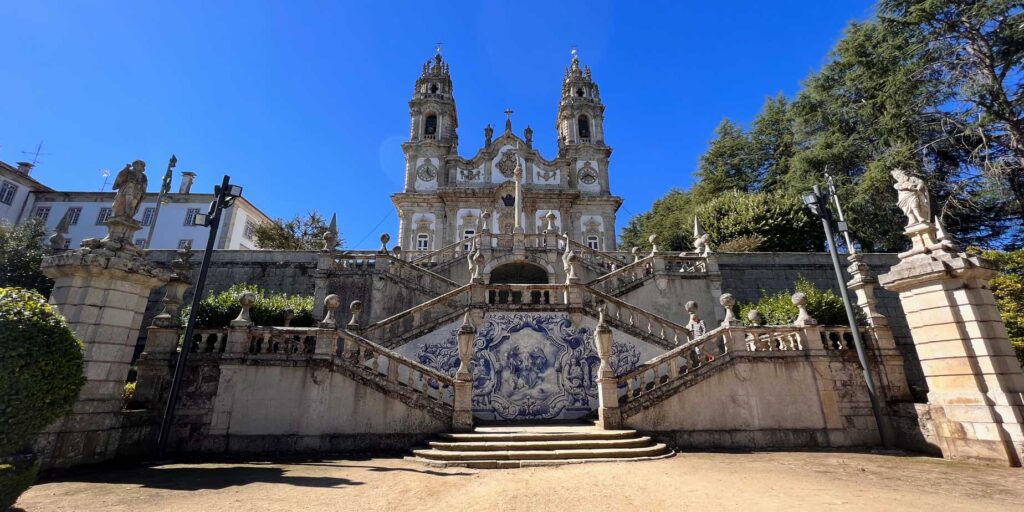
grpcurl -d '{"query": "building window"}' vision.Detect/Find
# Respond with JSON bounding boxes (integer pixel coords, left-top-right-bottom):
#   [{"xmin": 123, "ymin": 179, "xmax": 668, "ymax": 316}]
[
  {"xmin": 62, "ymin": 238, "xmax": 71, "ymax": 249},
  {"xmin": 141, "ymin": 207, "xmax": 156, "ymax": 226},
  {"xmin": 243, "ymin": 219, "xmax": 256, "ymax": 240},
  {"xmin": 463, "ymin": 229, "xmax": 475, "ymax": 251},
  {"xmin": 178, "ymin": 239, "xmax": 193, "ymax": 249},
  {"xmin": 0, "ymin": 181, "xmax": 17, "ymax": 205},
  {"xmin": 416, "ymin": 234, "xmax": 430, "ymax": 251},
  {"xmin": 587, "ymin": 235, "xmax": 600, "ymax": 250},
  {"xmin": 96, "ymin": 207, "xmax": 113, "ymax": 225},
  {"xmin": 424, "ymin": 114, "xmax": 438, "ymax": 137},
  {"xmin": 34, "ymin": 206, "xmax": 51, "ymax": 221},
  {"xmin": 66, "ymin": 207, "xmax": 81, "ymax": 225},
  {"xmin": 184, "ymin": 208, "xmax": 200, "ymax": 226},
  {"xmin": 135, "ymin": 238, "xmax": 147, "ymax": 248},
  {"xmin": 578, "ymin": 115, "xmax": 591, "ymax": 140}
]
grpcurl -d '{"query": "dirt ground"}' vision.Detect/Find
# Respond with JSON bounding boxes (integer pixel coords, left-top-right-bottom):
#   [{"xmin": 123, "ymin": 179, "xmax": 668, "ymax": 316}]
[{"xmin": 14, "ymin": 451, "xmax": 1024, "ymax": 512}]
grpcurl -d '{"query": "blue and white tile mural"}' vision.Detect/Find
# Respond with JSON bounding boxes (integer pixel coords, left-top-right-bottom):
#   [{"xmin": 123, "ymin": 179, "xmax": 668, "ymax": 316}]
[{"xmin": 398, "ymin": 312, "xmax": 664, "ymax": 421}]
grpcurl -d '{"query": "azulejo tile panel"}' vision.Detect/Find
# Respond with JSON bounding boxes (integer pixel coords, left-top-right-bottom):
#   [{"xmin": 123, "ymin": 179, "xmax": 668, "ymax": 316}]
[{"xmin": 397, "ymin": 312, "xmax": 663, "ymax": 421}]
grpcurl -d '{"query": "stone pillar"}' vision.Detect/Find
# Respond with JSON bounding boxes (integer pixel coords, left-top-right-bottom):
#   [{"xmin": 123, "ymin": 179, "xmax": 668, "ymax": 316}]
[
  {"xmin": 132, "ymin": 326, "xmax": 180, "ymax": 409},
  {"xmin": 880, "ymin": 223, "xmax": 1024, "ymax": 466},
  {"xmin": 593, "ymin": 312, "xmax": 621, "ymax": 430},
  {"xmin": 453, "ymin": 313, "xmax": 476, "ymax": 432},
  {"xmin": 39, "ymin": 238, "xmax": 170, "ymax": 469}
]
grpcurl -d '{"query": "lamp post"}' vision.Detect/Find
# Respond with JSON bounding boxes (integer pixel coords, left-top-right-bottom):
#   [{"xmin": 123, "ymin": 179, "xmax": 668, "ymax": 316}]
[
  {"xmin": 156, "ymin": 174, "xmax": 243, "ymax": 457},
  {"xmin": 802, "ymin": 185, "xmax": 891, "ymax": 448}
]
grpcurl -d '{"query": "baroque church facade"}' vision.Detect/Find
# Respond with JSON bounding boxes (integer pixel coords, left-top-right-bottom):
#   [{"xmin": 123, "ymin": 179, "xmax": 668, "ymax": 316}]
[{"xmin": 392, "ymin": 51, "xmax": 622, "ymax": 255}]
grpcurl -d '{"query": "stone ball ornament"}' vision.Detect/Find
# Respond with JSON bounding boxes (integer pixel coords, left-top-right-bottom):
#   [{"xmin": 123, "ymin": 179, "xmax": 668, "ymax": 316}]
[
  {"xmin": 324, "ymin": 294, "xmax": 341, "ymax": 310},
  {"xmin": 719, "ymin": 293, "xmax": 736, "ymax": 308},
  {"xmin": 685, "ymin": 300, "xmax": 698, "ymax": 313},
  {"xmin": 791, "ymin": 292, "xmax": 807, "ymax": 307},
  {"xmin": 239, "ymin": 291, "xmax": 257, "ymax": 308},
  {"xmin": 747, "ymin": 309, "xmax": 763, "ymax": 325}
]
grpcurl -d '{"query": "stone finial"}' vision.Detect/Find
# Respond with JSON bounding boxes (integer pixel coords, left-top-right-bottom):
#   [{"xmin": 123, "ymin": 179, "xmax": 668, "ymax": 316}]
[
  {"xmin": 171, "ymin": 240, "xmax": 194, "ymax": 279},
  {"xmin": 934, "ymin": 216, "xmax": 958, "ymax": 252},
  {"xmin": 459, "ymin": 311, "xmax": 477, "ymax": 334},
  {"xmin": 321, "ymin": 294, "xmax": 340, "ymax": 328},
  {"xmin": 720, "ymin": 293, "xmax": 740, "ymax": 326},
  {"xmin": 484, "ymin": 124, "xmax": 493, "ymax": 147},
  {"xmin": 693, "ymin": 217, "xmax": 712, "ymax": 256},
  {"xmin": 282, "ymin": 308, "xmax": 295, "ymax": 327},
  {"xmin": 47, "ymin": 209, "xmax": 73, "ymax": 253},
  {"xmin": 792, "ymin": 292, "xmax": 817, "ymax": 326},
  {"xmin": 631, "ymin": 247, "xmax": 640, "ymax": 263},
  {"xmin": 379, "ymin": 233, "xmax": 390, "ymax": 254},
  {"xmin": 747, "ymin": 309, "xmax": 763, "ymax": 326},
  {"xmin": 891, "ymin": 168, "xmax": 930, "ymax": 227},
  {"xmin": 481, "ymin": 210, "xmax": 491, "ymax": 233},
  {"xmin": 565, "ymin": 252, "xmax": 579, "ymax": 282},
  {"xmin": 648, "ymin": 234, "xmax": 658, "ymax": 254},
  {"xmin": 544, "ymin": 210, "xmax": 557, "ymax": 233},
  {"xmin": 348, "ymin": 300, "xmax": 364, "ymax": 328},
  {"xmin": 685, "ymin": 300, "xmax": 698, "ymax": 314},
  {"xmin": 322, "ymin": 213, "xmax": 339, "ymax": 251},
  {"xmin": 473, "ymin": 252, "xmax": 485, "ymax": 279},
  {"xmin": 392, "ymin": 245, "xmax": 403, "ymax": 260},
  {"xmin": 524, "ymin": 125, "xmax": 533, "ymax": 147},
  {"xmin": 232, "ymin": 291, "xmax": 258, "ymax": 327},
  {"xmin": 456, "ymin": 311, "xmax": 476, "ymax": 381}
]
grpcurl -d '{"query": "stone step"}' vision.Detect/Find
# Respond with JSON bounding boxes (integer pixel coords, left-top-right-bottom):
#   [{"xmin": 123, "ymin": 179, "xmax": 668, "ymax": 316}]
[
  {"xmin": 409, "ymin": 453, "xmax": 675, "ymax": 469},
  {"xmin": 412, "ymin": 442, "xmax": 670, "ymax": 462},
  {"xmin": 427, "ymin": 436, "xmax": 654, "ymax": 452},
  {"xmin": 437, "ymin": 429, "xmax": 640, "ymax": 443}
]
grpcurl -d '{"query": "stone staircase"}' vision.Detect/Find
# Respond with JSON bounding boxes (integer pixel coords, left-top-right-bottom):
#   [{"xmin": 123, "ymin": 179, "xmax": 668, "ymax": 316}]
[{"xmin": 409, "ymin": 424, "xmax": 673, "ymax": 468}]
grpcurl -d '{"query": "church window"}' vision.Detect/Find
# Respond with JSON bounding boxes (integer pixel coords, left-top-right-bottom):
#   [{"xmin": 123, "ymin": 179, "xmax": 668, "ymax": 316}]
[
  {"xmin": 587, "ymin": 235, "xmax": 600, "ymax": 250},
  {"xmin": 417, "ymin": 234, "xmax": 430, "ymax": 251},
  {"xmin": 578, "ymin": 115, "xmax": 590, "ymax": 139},
  {"xmin": 463, "ymin": 229, "xmax": 475, "ymax": 251},
  {"xmin": 576, "ymin": 87, "xmax": 585, "ymax": 97},
  {"xmin": 424, "ymin": 115, "xmax": 438, "ymax": 137},
  {"xmin": 501, "ymin": 194, "xmax": 515, "ymax": 207},
  {"xmin": 429, "ymin": 83, "xmax": 439, "ymax": 94}
]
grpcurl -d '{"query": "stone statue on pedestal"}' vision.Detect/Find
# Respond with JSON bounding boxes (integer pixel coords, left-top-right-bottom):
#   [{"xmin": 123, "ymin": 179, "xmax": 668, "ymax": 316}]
[
  {"xmin": 891, "ymin": 168, "xmax": 929, "ymax": 227},
  {"xmin": 112, "ymin": 160, "xmax": 148, "ymax": 219}
]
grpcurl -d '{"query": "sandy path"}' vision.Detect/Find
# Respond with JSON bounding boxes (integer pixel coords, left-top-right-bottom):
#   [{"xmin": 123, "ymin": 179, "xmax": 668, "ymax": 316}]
[{"xmin": 15, "ymin": 451, "xmax": 1024, "ymax": 512}]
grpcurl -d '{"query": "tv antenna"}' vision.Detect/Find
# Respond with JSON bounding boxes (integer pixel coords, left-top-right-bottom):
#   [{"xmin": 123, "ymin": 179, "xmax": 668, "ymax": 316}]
[
  {"xmin": 100, "ymin": 169, "xmax": 111, "ymax": 191},
  {"xmin": 21, "ymin": 141, "xmax": 49, "ymax": 166}
]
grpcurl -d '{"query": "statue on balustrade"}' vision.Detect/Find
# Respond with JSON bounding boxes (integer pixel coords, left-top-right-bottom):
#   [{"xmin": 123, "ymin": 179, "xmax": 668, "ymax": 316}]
[
  {"xmin": 891, "ymin": 168, "xmax": 930, "ymax": 227},
  {"xmin": 112, "ymin": 160, "xmax": 148, "ymax": 219}
]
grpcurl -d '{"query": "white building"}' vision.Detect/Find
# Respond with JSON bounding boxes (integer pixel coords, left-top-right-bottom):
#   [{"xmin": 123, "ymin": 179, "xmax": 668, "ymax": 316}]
[{"xmin": 1, "ymin": 161, "xmax": 272, "ymax": 250}]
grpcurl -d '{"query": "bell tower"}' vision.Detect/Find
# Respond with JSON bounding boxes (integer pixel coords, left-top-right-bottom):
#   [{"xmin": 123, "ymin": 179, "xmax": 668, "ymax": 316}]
[
  {"xmin": 556, "ymin": 49, "xmax": 606, "ymax": 148},
  {"xmin": 403, "ymin": 49, "xmax": 458, "ymax": 192}
]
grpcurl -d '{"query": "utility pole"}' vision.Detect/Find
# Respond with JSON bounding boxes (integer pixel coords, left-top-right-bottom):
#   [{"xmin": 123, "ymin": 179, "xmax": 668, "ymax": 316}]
[{"xmin": 156, "ymin": 175, "xmax": 243, "ymax": 457}]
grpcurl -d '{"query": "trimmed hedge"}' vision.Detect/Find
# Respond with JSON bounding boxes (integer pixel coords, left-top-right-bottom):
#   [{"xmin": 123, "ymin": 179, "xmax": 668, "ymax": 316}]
[
  {"xmin": 739, "ymin": 277, "xmax": 861, "ymax": 326},
  {"xmin": 0, "ymin": 288, "xmax": 84, "ymax": 456},
  {"xmin": 181, "ymin": 283, "xmax": 315, "ymax": 328},
  {"xmin": 0, "ymin": 456, "xmax": 39, "ymax": 510}
]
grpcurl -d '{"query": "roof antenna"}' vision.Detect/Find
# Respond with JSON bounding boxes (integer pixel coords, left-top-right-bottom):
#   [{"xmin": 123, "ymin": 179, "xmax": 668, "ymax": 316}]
[{"xmin": 21, "ymin": 140, "xmax": 49, "ymax": 166}]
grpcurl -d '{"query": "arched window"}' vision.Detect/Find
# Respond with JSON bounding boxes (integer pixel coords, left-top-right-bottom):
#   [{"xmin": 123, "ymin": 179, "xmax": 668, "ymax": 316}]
[
  {"xmin": 577, "ymin": 115, "xmax": 590, "ymax": 140},
  {"xmin": 502, "ymin": 194, "xmax": 515, "ymax": 207},
  {"xmin": 424, "ymin": 114, "xmax": 438, "ymax": 137}
]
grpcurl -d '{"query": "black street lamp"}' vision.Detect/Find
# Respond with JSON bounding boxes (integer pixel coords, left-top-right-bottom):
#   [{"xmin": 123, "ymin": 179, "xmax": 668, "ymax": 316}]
[
  {"xmin": 156, "ymin": 175, "xmax": 243, "ymax": 457},
  {"xmin": 803, "ymin": 184, "xmax": 892, "ymax": 448}
]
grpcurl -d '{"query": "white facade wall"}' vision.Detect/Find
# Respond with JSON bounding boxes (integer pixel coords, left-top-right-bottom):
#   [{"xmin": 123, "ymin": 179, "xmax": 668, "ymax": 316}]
[{"xmin": 0, "ymin": 165, "xmax": 47, "ymax": 225}]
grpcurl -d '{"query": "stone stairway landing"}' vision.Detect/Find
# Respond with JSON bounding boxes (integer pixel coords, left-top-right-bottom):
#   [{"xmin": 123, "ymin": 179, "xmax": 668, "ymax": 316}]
[{"xmin": 408, "ymin": 424, "xmax": 673, "ymax": 469}]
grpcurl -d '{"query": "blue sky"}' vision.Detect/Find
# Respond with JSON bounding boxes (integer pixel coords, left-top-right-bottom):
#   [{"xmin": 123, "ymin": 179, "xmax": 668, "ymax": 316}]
[{"xmin": 0, "ymin": 0, "xmax": 874, "ymax": 248}]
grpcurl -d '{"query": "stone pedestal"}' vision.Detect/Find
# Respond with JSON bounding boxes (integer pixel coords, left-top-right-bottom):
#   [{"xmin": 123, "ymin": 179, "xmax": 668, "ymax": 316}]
[
  {"xmin": 594, "ymin": 318, "xmax": 621, "ymax": 430},
  {"xmin": 39, "ymin": 239, "xmax": 170, "ymax": 469},
  {"xmin": 880, "ymin": 230, "xmax": 1024, "ymax": 466},
  {"xmin": 133, "ymin": 327, "xmax": 181, "ymax": 409}
]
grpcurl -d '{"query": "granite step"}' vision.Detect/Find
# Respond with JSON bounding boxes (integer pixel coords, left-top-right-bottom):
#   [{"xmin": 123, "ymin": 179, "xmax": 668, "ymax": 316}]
[{"xmin": 410, "ymin": 424, "xmax": 673, "ymax": 468}]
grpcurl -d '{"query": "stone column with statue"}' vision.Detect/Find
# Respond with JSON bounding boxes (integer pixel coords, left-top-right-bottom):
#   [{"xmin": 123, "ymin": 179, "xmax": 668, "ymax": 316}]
[
  {"xmin": 879, "ymin": 169, "xmax": 1024, "ymax": 466},
  {"xmin": 38, "ymin": 160, "xmax": 172, "ymax": 469}
]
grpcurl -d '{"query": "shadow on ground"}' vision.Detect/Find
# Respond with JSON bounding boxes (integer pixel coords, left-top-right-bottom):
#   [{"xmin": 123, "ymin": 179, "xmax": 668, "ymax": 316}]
[{"xmin": 57, "ymin": 465, "xmax": 362, "ymax": 491}]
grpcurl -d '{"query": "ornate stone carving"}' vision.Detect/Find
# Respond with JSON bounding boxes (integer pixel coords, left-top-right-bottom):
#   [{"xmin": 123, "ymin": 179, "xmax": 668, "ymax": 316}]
[
  {"xmin": 460, "ymin": 167, "xmax": 481, "ymax": 181},
  {"xmin": 891, "ymin": 168, "xmax": 930, "ymax": 227},
  {"xmin": 536, "ymin": 167, "xmax": 558, "ymax": 182},
  {"xmin": 416, "ymin": 162, "xmax": 437, "ymax": 182},
  {"xmin": 496, "ymin": 151, "xmax": 518, "ymax": 178}
]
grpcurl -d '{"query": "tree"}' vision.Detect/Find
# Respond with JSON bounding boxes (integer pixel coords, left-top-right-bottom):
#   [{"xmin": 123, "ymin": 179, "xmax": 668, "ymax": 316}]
[
  {"xmin": 620, "ymin": 190, "xmax": 699, "ymax": 252},
  {"xmin": 749, "ymin": 94, "xmax": 797, "ymax": 193},
  {"xmin": 692, "ymin": 120, "xmax": 759, "ymax": 200},
  {"xmin": 253, "ymin": 211, "xmax": 341, "ymax": 251},
  {"xmin": 696, "ymin": 191, "xmax": 823, "ymax": 252},
  {"xmin": 0, "ymin": 219, "xmax": 53, "ymax": 296},
  {"xmin": 976, "ymin": 248, "xmax": 1024, "ymax": 367}
]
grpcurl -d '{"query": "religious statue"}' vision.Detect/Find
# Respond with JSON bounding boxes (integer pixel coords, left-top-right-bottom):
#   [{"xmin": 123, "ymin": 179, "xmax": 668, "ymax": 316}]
[
  {"xmin": 524, "ymin": 125, "xmax": 533, "ymax": 147},
  {"xmin": 112, "ymin": 160, "xmax": 148, "ymax": 219},
  {"xmin": 891, "ymin": 168, "xmax": 930, "ymax": 227},
  {"xmin": 484, "ymin": 124, "xmax": 493, "ymax": 146}
]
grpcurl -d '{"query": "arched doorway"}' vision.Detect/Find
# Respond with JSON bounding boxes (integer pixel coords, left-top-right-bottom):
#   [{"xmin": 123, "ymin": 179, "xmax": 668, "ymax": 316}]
[{"xmin": 489, "ymin": 262, "xmax": 549, "ymax": 284}]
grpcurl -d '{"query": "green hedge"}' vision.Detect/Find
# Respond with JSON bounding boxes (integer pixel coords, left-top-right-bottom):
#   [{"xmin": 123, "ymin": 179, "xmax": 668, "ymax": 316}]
[
  {"xmin": 181, "ymin": 283, "xmax": 315, "ymax": 328},
  {"xmin": 0, "ymin": 456, "xmax": 39, "ymax": 510},
  {"xmin": 739, "ymin": 277, "xmax": 860, "ymax": 326},
  {"xmin": 0, "ymin": 288, "xmax": 84, "ymax": 456}
]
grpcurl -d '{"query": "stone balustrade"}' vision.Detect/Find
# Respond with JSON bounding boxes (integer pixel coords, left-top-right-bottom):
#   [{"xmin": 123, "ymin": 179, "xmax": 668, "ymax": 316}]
[
  {"xmin": 337, "ymin": 330, "xmax": 455, "ymax": 407},
  {"xmin": 584, "ymin": 288, "xmax": 692, "ymax": 350},
  {"xmin": 484, "ymin": 283, "xmax": 568, "ymax": 306},
  {"xmin": 409, "ymin": 233, "xmax": 481, "ymax": 269},
  {"xmin": 586, "ymin": 255, "xmax": 654, "ymax": 296},
  {"xmin": 359, "ymin": 284, "xmax": 473, "ymax": 348}
]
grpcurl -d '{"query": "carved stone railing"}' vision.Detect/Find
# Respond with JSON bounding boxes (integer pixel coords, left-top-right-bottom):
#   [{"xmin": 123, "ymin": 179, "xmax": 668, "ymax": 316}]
[
  {"xmin": 359, "ymin": 284, "xmax": 472, "ymax": 349},
  {"xmin": 329, "ymin": 252, "xmax": 457, "ymax": 297},
  {"xmin": 409, "ymin": 234, "xmax": 480, "ymax": 271},
  {"xmin": 189, "ymin": 328, "xmax": 228, "ymax": 354},
  {"xmin": 484, "ymin": 283, "xmax": 568, "ymax": 307},
  {"xmin": 616, "ymin": 325, "xmax": 731, "ymax": 408},
  {"xmin": 566, "ymin": 239, "xmax": 631, "ymax": 275},
  {"xmin": 662, "ymin": 255, "xmax": 708, "ymax": 274},
  {"xmin": 246, "ymin": 326, "xmax": 319, "ymax": 355},
  {"xmin": 586, "ymin": 255, "xmax": 654, "ymax": 296},
  {"xmin": 583, "ymin": 288, "xmax": 691, "ymax": 350},
  {"xmin": 337, "ymin": 329, "xmax": 455, "ymax": 409}
]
